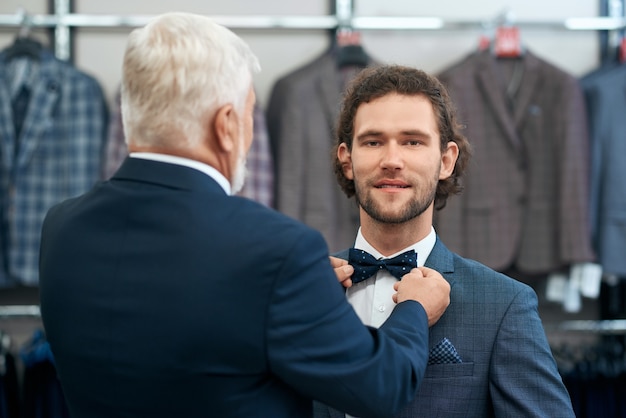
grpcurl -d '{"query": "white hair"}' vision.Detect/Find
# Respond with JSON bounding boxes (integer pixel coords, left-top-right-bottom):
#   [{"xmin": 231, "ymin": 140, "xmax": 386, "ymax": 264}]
[{"xmin": 121, "ymin": 12, "xmax": 261, "ymax": 149}]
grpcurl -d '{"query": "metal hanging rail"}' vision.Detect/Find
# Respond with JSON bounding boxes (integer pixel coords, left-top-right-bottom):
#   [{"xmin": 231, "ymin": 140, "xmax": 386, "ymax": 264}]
[
  {"xmin": 1, "ymin": 0, "xmax": 625, "ymax": 60},
  {"xmin": 545, "ymin": 319, "xmax": 626, "ymax": 334},
  {"xmin": 353, "ymin": 16, "xmax": 626, "ymax": 31},
  {"xmin": 1, "ymin": 13, "xmax": 625, "ymax": 61},
  {"xmin": 0, "ymin": 305, "xmax": 41, "ymax": 319},
  {"xmin": 0, "ymin": 13, "xmax": 340, "ymax": 30},
  {"xmin": 0, "ymin": 0, "xmax": 624, "ymax": 324},
  {"xmin": 1, "ymin": 13, "xmax": 625, "ymax": 31},
  {"xmin": 0, "ymin": 304, "xmax": 624, "ymax": 336},
  {"xmin": 0, "ymin": 14, "xmax": 340, "ymax": 30}
]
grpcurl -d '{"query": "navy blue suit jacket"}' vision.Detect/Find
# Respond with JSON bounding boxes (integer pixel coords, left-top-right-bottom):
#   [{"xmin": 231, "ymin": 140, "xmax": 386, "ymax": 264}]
[
  {"xmin": 316, "ymin": 238, "xmax": 574, "ymax": 417},
  {"xmin": 39, "ymin": 157, "xmax": 430, "ymax": 418}
]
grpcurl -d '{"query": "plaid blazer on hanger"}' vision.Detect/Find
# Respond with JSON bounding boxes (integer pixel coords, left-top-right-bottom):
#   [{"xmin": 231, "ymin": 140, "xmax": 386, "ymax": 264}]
[{"xmin": 0, "ymin": 48, "xmax": 107, "ymax": 286}]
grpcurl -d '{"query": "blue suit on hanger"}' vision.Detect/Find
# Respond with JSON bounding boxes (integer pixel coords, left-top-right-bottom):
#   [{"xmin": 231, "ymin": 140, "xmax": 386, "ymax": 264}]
[
  {"xmin": 582, "ymin": 64, "xmax": 626, "ymax": 278},
  {"xmin": 0, "ymin": 48, "xmax": 107, "ymax": 287}
]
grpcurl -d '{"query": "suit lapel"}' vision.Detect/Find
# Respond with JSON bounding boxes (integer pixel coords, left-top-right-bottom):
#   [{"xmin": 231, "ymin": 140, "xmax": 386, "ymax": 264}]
[
  {"xmin": 622, "ymin": 67, "xmax": 626, "ymax": 103},
  {"xmin": 315, "ymin": 49, "xmax": 374, "ymax": 137},
  {"xmin": 475, "ymin": 51, "xmax": 523, "ymax": 154},
  {"xmin": 424, "ymin": 237, "xmax": 455, "ymax": 281},
  {"xmin": 13, "ymin": 55, "xmax": 60, "ymax": 170},
  {"xmin": 423, "ymin": 238, "xmax": 457, "ymax": 345},
  {"xmin": 315, "ymin": 53, "xmax": 344, "ymax": 136},
  {"xmin": 512, "ymin": 51, "xmax": 542, "ymax": 129},
  {"xmin": 0, "ymin": 71, "xmax": 15, "ymax": 174}
]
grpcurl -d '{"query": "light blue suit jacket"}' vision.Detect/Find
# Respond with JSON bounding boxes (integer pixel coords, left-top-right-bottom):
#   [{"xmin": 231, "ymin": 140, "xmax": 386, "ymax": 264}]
[{"xmin": 315, "ymin": 237, "xmax": 575, "ymax": 418}]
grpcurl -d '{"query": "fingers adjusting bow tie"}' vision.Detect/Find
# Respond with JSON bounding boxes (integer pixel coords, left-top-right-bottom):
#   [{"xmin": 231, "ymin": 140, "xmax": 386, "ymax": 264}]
[{"xmin": 348, "ymin": 248, "xmax": 417, "ymax": 284}]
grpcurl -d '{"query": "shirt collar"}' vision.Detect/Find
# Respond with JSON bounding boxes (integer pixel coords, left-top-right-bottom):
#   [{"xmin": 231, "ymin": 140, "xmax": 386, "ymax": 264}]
[
  {"xmin": 129, "ymin": 152, "xmax": 231, "ymax": 195},
  {"xmin": 353, "ymin": 226, "xmax": 436, "ymax": 267}
]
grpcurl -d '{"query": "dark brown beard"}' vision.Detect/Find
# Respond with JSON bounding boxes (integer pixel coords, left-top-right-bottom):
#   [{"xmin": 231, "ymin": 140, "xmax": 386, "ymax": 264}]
[{"xmin": 355, "ymin": 184, "xmax": 435, "ymax": 224}]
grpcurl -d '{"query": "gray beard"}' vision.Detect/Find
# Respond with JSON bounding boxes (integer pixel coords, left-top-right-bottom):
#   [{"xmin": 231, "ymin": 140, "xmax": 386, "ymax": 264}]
[{"xmin": 231, "ymin": 155, "xmax": 247, "ymax": 195}]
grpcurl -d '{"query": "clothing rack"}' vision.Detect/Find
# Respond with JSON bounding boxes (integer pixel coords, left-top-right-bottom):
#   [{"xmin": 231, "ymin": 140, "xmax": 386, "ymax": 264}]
[
  {"xmin": 545, "ymin": 320, "xmax": 626, "ymax": 335},
  {"xmin": 0, "ymin": 0, "xmax": 625, "ymax": 332},
  {"xmin": 0, "ymin": 305, "xmax": 624, "ymax": 336},
  {"xmin": 0, "ymin": 0, "xmax": 625, "ymax": 61},
  {"xmin": 0, "ymin": 305, "xmax": 41, "ymax": 319}
]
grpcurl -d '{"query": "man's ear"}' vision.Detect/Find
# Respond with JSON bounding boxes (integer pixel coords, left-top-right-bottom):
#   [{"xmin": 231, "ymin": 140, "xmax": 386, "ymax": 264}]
[
  {"xmin": 337, "ymin": 143, "xmax": 354, "ymax": 180},
  {"xmin": 213, "ymin": 104, "xmax": 237, "ymax": 152},
  {"xmin": 439, "ymin": 141, "xmax": 459, "ymax": 180}
]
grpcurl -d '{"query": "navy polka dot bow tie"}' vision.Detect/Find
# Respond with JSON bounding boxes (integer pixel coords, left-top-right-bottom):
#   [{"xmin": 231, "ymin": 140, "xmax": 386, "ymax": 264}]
[{"xmin": 348, "ymin": 248, "xmax": 417, "ymax": 284}]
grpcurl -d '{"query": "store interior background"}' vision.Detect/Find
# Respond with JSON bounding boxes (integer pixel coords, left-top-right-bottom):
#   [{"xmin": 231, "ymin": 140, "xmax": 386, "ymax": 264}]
[
  {"xmin": 1, "ymin": 0, "xmax": 625, "ymax": 416},
  {"xmin": 0, "ymin": 0, "xmax": 616, "ymax": 363},
  {"xmin": 0, "ymin": 0, "xmax": 602, "ymax": 111}
]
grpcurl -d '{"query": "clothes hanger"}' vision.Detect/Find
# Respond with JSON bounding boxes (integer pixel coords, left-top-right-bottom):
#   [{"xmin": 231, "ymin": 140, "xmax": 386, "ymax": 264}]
[
  {"xmin": 334, "ymin": 27, "xmax": 369, "ymax": 68},
  {"xmin": 490, "ymin": 9, "xmax": 525, "ymax": 59},
  {"xmin": 487, "ymin": 9, "xmax": 525, "ymax": 102},
  {"xmin": 477, "ymin": 30, "xmax": 492, "ymax": 51},
  {"xmin": 4, "ymin": 38, "xmax": 43, "ymax": 62},
  {"xmin": 3, "ymin": 9, "xmax": 42, "ymax": 62}
]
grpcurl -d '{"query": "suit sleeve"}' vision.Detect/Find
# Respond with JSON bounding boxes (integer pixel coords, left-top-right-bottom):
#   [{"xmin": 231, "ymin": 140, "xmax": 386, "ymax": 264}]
[
  {"xmin": 489, "ymin": 285, "xmax": 575, "ymax": 418},
  {"xmin": 557, "ymin": 76, "xmax": 595, "ymax": 264},
  {"xmin": 266, "ymin": 228, "xmax": 429, "ymax": 418}
]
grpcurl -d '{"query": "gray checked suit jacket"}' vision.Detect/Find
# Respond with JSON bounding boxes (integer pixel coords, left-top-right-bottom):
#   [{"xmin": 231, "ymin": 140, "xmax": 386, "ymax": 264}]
[
  {"xmin": 266, "ymin": 49, "xmax": 367, "ymax": 253},
  {"xmin": 314, "ymin": 237, "xmax": 575, "ymax": 418},
  {"xmin": 434, "ymin": 49, "xmax": 595, "ymax": 274}
]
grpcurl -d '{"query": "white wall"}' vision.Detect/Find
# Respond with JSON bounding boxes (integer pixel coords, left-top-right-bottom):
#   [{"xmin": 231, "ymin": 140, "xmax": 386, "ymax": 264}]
[
  {"xmin": 1, "ymin": 0, "xmax": 603, "ymax": 109},
  {"xmin": 357, "ymin": 1, "xmax": 600, "ymax": 80}
]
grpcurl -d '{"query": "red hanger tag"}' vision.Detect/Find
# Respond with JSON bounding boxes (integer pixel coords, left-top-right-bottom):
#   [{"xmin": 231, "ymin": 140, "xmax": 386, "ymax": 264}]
[
  {"xmin": 478, "ymin": 34, "xmax": 491, "ymax": 51},
  {"xmin": 620, "ymin": 37, "xmax": 626, "ymax": 63},
  {"xmin": 494, "ymin": 26, "xmax": 522, "ymax": 58},
  {"xmin": 336, "ymin": 30, "xmax": 361, "ymax": 47}
]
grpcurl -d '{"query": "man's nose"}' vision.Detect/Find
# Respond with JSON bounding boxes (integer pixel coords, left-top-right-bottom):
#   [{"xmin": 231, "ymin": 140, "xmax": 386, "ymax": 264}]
[{"xmin": 380, "ymin": 143, "xmax": 404, "ymax": 169}]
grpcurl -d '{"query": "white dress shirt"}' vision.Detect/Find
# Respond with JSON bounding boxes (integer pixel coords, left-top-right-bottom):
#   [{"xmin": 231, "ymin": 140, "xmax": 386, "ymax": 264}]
[
  {"xmin": 129, "ymin": 152, "xmax": 231, "ymax": 195},
  {"xmin": 344, "ymin": 226, "xmax": 436, "ymax": 418},
  {"xmin": 346, "ymin": 226, "xmax": 437, "ymax": 328}
]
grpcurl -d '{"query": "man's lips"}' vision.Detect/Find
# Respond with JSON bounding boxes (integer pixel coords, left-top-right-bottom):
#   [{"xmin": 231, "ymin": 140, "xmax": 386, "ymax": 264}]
[{"xmin": 374, "ymin": 180, "xmax": 410, "ymax": 189}]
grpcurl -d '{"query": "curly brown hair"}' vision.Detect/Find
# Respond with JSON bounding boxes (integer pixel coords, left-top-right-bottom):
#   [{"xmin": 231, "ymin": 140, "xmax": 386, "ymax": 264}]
[{"xmin": 333, "ymin": 65, "xmax": 471, "ymax": 211}]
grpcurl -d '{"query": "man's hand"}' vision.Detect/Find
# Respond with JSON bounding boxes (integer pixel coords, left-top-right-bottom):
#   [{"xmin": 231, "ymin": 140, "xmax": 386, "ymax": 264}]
[
  {"xmin": 330, "ymin": 256, "xmax": 353, "ymax": 288},
  {"xmin": 393, "ymin": 266, "xmax": 450, "ymax": 327}
]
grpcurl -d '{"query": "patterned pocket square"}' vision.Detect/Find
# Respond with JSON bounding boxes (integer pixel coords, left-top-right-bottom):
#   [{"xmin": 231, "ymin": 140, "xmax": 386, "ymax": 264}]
[{"xmin": 428, "ymin": 337, "xmax": 463, "ymax": 365}]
